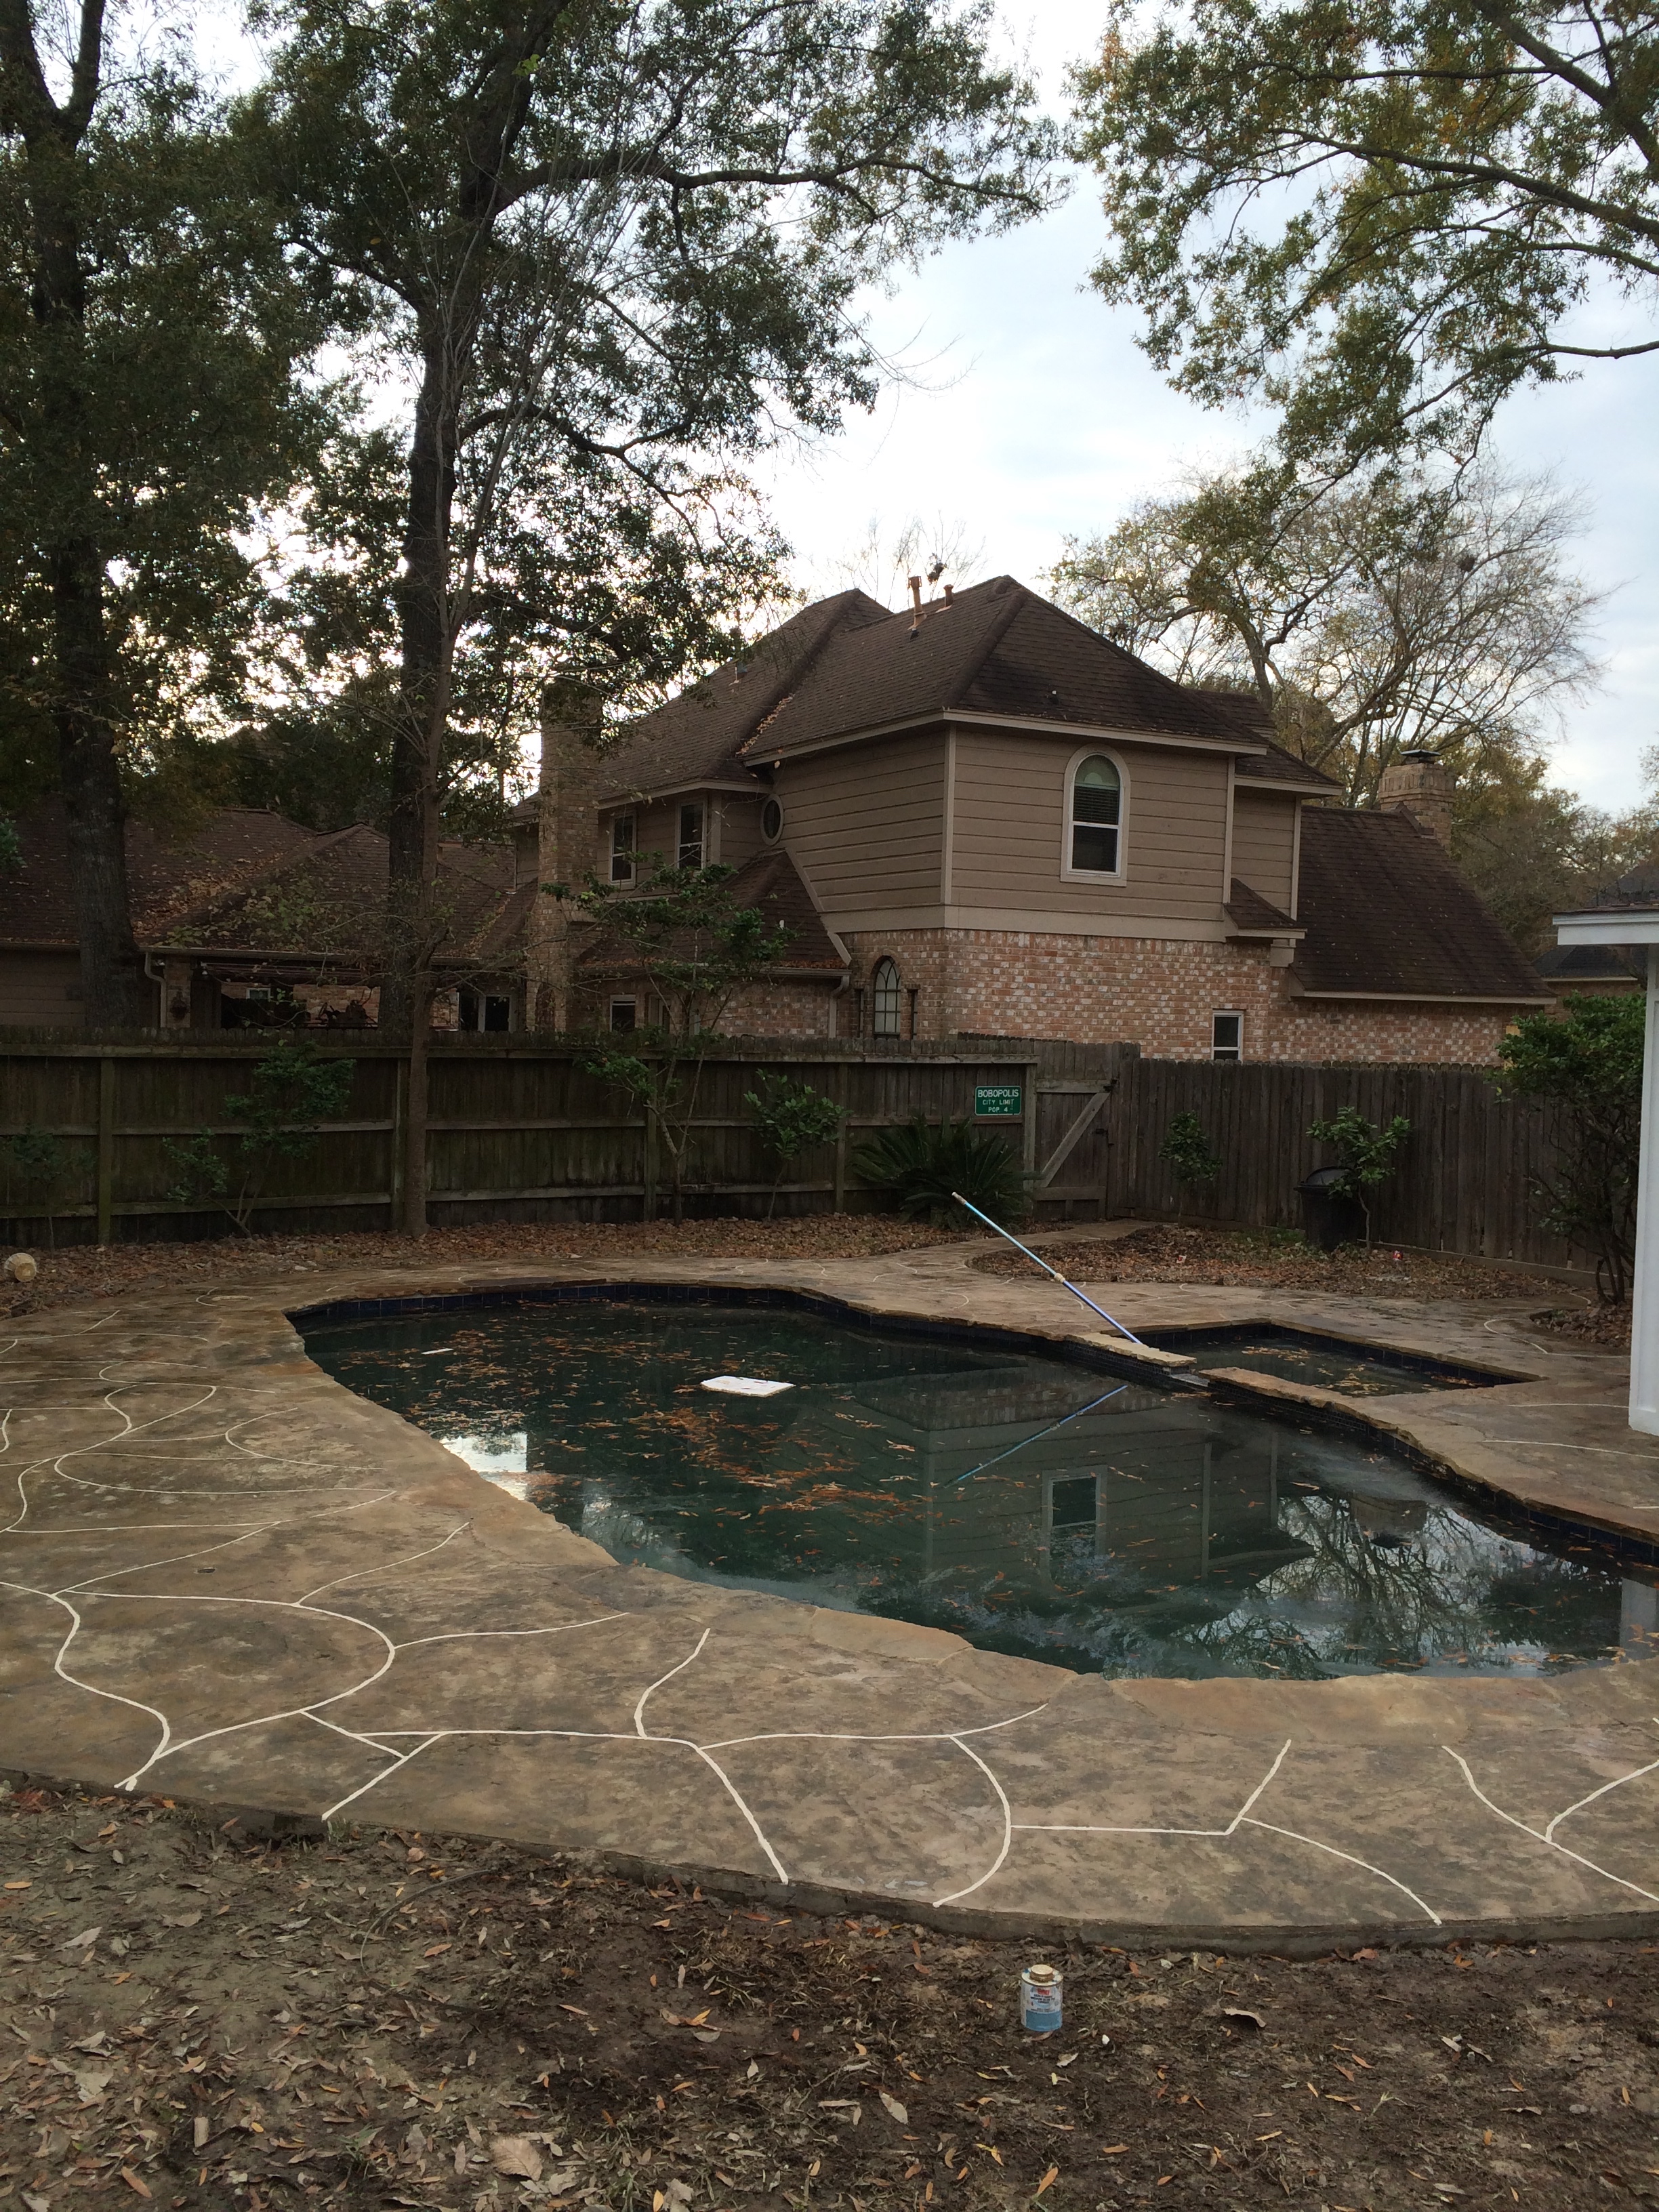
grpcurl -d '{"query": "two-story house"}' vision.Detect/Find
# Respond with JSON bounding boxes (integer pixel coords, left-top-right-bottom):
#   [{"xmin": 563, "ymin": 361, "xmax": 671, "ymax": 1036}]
[{"xmin": 559, "ymin": 575, "xmax": 1546, "ymax": 1062}]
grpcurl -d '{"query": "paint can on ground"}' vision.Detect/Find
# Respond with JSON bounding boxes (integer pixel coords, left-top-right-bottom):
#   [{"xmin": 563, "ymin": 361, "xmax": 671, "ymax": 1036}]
[{"xmin": 1020, "ymin": 1963, "xmax": 1063, "ymax": 2033}]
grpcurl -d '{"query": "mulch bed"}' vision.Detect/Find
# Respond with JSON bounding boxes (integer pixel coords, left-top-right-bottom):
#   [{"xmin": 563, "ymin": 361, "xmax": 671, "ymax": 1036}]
[
  {"xmin": 972, "ymin": 1225, "xmax": 1587, "ymax": 1309},
  {"xmin": 0, "ymin": 1219, "xmax": 963, "ymax": 1324},
  {"xmin": 3, "ymin": 1785, "xmax": 1656, "ymax": 2212}
]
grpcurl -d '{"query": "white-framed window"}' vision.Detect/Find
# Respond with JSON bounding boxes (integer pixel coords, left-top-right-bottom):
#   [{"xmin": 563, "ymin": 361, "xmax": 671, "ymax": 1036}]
[
  {"xmin": 609, "ymin": 812, "xmax": 636, "ymax": 884},
  {"xmin": 872, "ymin": 957, "xmax": 903, "ymax": 1038},
  {"xmin": 609, "ymin": 998, "xmax": 638, "ymax": 1033},
  {"xmin": 1212, "ymin": 1010, "xmax": 1243, "ymax": 1062},
  {"xmin": 1064, "ymin": 751, "xmax": 1125, "ymax": 877},
  {"xmin": 760, "ymin": 796, "xmax": 783, "ymax": 842},
  {"xmin": 678, "ymin": 801, "xmax": 705, "ymax": 870}
]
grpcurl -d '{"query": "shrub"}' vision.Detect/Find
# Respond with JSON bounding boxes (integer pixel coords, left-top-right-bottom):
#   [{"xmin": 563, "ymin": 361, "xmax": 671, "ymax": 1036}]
[
  {"xmin": 852, "ymin": 1114, "xmax": 1027, "ymax": 1229},
  {"xmin": 1158, "ymin": 1110, "xmax": 1222, "ymax": 1224},
  {"xmin": 744, "ymin": 1073, "xmax": 846, "ymax": 1217},
  {"xmin": 165, "ymin": 1039, "xmax": 355, "ymax": 1235},
  {"xmin": 1496, "ymin": 993, "xmax": 1643, "ymax": 1303},
  {"xmin": 1306, "ymin": 1105, "xmax": 1412, "ymax": 1245}
]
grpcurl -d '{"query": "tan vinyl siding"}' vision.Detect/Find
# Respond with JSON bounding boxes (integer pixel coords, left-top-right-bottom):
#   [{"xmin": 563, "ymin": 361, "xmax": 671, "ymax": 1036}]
[
  {"xmin": 776, "ymin": 731, "xmax": 945, "ymax": 908},
  {"xmin": 712, "ymin": 794, "xmax": 765, "ymax": 869},
  {"xmin": 951, "ymin": 728, "xmax": 1228, "ymax": 922},
  {"xmin": 1230, "ymin": 787, "xmax": 1298, "ymax": 915},
  {"xmin": 0, "ymin": 950, "xmax": 85, "ymax": 1026}
]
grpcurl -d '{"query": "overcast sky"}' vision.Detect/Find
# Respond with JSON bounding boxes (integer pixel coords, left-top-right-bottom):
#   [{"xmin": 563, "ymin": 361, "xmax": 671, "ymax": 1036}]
[{"xmin": 757, "ymin": 9, "xmax": 1659, "ymax": 818}]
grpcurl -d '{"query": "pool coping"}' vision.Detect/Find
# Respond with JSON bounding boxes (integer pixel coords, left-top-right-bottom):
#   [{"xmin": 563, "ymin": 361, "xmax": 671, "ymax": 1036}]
[{"xmin": 5, "ymin": 1246, "xmax": 1659, "ymax": 1951}]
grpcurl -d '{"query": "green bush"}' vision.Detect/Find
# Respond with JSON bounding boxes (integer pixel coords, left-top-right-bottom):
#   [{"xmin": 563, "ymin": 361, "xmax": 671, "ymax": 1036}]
[
  {"xmin": 852, "ymin": 1114, "xmax": 1027, "ymax": 1229},
  {"xmin": 1158, "ymin": 1110, "xmax": 1223, "ymax": 1223},
  {"xmin": 1496, "ymin": 993, "xmax": 1644, "ymax": 1303},
  {"xmin": 744, "ymin": 1072, "xmax": 846, "ymax": 1217},
  {"xmin": 165, "ymin": 1039, "xmax": 355, "ymax": 1235},
  {"xmin": 1305, "ymin": 1105, "xmax": 1412, "ymax": 1245}
]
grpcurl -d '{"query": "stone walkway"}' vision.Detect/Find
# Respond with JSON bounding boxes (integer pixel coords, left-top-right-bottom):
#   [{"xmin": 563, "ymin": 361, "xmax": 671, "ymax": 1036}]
[{"xmin": 4, "ymin": 1237, "xmax": 1659, "ymax": 1949}]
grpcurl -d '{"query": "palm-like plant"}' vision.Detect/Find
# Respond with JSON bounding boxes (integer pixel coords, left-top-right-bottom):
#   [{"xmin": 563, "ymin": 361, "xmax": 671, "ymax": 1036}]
[{"xmin": 852, "ymin": 1115, "xmax": 1027, "ymax": 1228}]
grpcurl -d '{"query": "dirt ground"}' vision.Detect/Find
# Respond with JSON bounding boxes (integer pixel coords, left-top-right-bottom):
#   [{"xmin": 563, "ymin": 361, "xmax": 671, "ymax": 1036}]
[
  {"xmin": 972, "ymin": 1227, "xmax": 1588, "ymax": 1315},
  {"xmin": 3, "ymin": 1786, "xmax": 1656, "ymax": 2212},
  {"xmin": 0, "ymin": 1219, "xmax": 963, "ymax": 1325}
]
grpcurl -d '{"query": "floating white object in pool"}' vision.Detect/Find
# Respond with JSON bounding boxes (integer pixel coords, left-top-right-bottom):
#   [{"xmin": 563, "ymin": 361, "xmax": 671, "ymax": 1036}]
[{"xmin": 700, "ymin": 1374, "xmax": 794, "ymax": 1397}]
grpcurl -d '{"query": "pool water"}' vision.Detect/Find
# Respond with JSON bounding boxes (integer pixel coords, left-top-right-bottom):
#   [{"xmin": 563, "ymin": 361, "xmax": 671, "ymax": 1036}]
[
  {"xmin": 302, "ymin": 1298, "xmax": 1659, "ymax": 1683},
  {"xmin": 1139, "ymin": 1325, "xmax": 1511, "ymax": 1396}
]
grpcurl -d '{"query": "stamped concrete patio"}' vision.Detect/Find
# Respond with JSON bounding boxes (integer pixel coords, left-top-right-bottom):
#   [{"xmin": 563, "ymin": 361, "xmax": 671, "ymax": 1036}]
[{"xmin": 4, "ymin": 1231, "xmax": 1659, "ymax": 1949}]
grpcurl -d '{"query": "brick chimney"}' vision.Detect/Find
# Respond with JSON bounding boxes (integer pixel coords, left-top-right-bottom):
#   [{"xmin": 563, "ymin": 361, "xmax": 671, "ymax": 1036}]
[
  {"xmin": 1378, "ymin": 747, "xmax": 1453, "ymax": 846},
  {"xmin": 525, "ymin": 678, "xmax": 603, "ymax": 1031}
]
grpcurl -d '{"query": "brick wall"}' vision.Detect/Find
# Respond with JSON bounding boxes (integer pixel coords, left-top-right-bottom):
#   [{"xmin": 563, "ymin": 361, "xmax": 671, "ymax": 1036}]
[{"xmin": 836, "ymin": 927, "xmax": 1524, "ymax": 1065}]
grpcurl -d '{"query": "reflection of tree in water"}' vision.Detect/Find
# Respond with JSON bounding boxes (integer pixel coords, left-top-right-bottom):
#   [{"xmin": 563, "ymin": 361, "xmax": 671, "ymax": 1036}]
[{"xmin": 1259, "ymin": 1496, "xmax": 1618, "ymax": 1669}]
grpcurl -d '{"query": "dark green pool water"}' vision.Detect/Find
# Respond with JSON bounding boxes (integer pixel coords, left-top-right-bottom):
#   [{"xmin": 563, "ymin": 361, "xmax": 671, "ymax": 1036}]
[{"xmin": 302, "ymin": 1298, "xmax": 1659, "ymax": 1682}]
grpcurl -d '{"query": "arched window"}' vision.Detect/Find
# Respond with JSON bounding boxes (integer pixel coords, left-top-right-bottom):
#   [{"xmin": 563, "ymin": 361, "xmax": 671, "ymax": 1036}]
[
  {"xmin": 872, "ymin": 957, "xmax": 903, "ymax": 1038},
  {"xmin": 1067, "ymin": 754, "xmax": 1122, "ymax": 875},
  {"xmin": 760, "ymin": 797, "xmax": 783, "ymax": 842}
]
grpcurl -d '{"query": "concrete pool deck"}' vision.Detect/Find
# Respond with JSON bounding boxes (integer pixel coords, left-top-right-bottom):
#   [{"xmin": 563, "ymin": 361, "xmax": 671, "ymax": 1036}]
[{"xmin": 4, "ymin": 1233, "xmax": 1659, "ymax": 1950}]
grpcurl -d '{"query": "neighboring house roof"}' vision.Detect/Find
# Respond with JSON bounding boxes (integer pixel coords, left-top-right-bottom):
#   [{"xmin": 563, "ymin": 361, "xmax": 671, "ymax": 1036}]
[
  {"xmin": 1572, "ymin": 857, "xmax": 1659, "ymax": 912},
  {"xmin": 1294, "ymin": 809, "xmax": 1547, "ymax": 1002},
  {"xmin": 576, "ymin": 848, "xmax": 846, "ymax": 985},
  {"xmin": 178, "ymin": 824, "xmax": 516, "ymax": 965},
  {"xmin": 597, "ymin": 590, "xmax": 890, "ymax": 799},
  {"xmin": 0, "ymin": 802, "xmax": 321, "ymax": 946},
  {"xmin": 1534, "ymin": 943, "xmax": 1643, "ymax": 984},
  {"xmin": 597, "ymin": 579, "xmax": 1298, "ymax": 798},
  {"xmin": 750, "ymin": 578, "xmax": 1269, "ymax": 757},
  {"xmin": 1189, "ymin": 689, "xmax": 1343, "ymax": 792},
  {"xmin": 0, "ymin": 802, "xmax": 519, "ymax": 970},
  {"xmin": 1225, "ymin": 880, "xmax": 1304, "ymax": 937}
]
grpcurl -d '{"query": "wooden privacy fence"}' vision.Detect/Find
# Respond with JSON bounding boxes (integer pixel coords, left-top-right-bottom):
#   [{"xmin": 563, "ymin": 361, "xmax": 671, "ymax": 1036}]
[
  {"xmin": 0, "ymin": 1031, "xmax": 1574, "ymax": 1263},
  {"xmin": 1104, "ymin": 1057, "xmax": 1572, "ymax": 1267},
  {"xmin": 0, "ymin": 1033, "xmax": 1128, "ymax": 1246}
]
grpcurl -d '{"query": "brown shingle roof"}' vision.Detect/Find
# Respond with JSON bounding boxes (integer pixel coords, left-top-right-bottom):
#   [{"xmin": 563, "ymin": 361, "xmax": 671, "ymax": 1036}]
[
  {"xmin": 1294, "ymin": 809, "xmax": 1546, "ymax": 1000},
  {"xmin": 0, "ymin": 803, "xmax": 322, "ymax": 946},
  {"xmin": 596, "ymin": 590, "xmax": 891, "ymax": 798},
  {"xmin": 1226, "ymin": 879, "xmax": 1303, "ymax": 935},
  {"xmin": 1187, "ymin": 689, "xmax": 1343, "ymax": 791},
  {"xmin": 751, "ymin": 578, "xmax": 1261, "ymax": 756},
  {"xmin": 0, "ymin": 802, "xmax": 520, "ymax": 968},
  {"xmin": 575, "ymin": 848, "xmax": 846, "ymax": 981}
]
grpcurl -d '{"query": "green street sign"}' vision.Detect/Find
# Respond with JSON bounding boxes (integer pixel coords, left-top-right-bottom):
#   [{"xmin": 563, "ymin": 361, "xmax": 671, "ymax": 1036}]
[{"xmin": 974, "ymin": 1084, "xmax": 1023, "ymax": 1118}]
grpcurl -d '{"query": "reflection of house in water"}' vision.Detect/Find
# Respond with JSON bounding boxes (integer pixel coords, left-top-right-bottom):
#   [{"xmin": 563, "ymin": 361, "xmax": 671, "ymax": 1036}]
[{"xmin": 750, "ymin": 1363, "xmax": 1317, "ymax": 1616}]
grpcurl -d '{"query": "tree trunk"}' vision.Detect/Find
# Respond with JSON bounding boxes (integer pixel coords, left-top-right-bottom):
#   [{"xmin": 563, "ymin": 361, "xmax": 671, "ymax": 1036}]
[
  {"xmin": 401, "ymin": 987, "xmax": 434, "ymax": 1236},
  {"xmin": 4, "ymin": 5, "xmax": 148, "ymax": 1027},
  {"xmin": 384, "ymin": 320, "xmax": 465, "ymax": 1034},
  {"xmin": 54, "ymin": 536, "xmax": 145, "ymax": 1024}
]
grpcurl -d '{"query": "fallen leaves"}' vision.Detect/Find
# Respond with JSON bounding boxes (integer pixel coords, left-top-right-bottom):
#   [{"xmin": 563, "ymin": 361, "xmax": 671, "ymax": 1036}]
[
  {"xmin": 878, "ymin": 2089, "xmax": 908, "ymax": 2125},
  {"xmin": 491, "ymin": 2135, "xmax": 543, "ymax": 2180}
]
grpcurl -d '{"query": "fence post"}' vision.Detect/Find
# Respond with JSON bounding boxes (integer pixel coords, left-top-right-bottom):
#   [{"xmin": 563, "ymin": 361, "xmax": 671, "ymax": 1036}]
[
  {"xmin": 1022, "ymin": 1061, "xmax": 1040, "ymax": 1181},
  {"xmin": 96, "ymin": 1057, "xmax": 115, "ymax": 1246}
]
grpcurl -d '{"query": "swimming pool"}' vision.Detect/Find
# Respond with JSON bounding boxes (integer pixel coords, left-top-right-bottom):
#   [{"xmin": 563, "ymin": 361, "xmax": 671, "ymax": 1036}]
[
  {"xmin": 1137, "ymin": 1323, "xmax": 1516, "ymax": 1395},
  {"xmin": 301, "ymin": 1293, "xmax": 1658, "ymax": 1683}
]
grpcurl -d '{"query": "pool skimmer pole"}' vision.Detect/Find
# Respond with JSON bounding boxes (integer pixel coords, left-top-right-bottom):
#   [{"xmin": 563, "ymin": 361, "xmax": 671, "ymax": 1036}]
[{"xmin": 949, "ymin": 1192, "xmax": 1147, "ymax": 1348}]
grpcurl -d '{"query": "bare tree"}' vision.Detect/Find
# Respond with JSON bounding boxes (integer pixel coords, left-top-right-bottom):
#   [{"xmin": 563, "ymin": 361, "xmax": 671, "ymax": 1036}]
[{"xmin": 1051, "ymin": 459, "xmax": 1603, "ymax": 805}]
